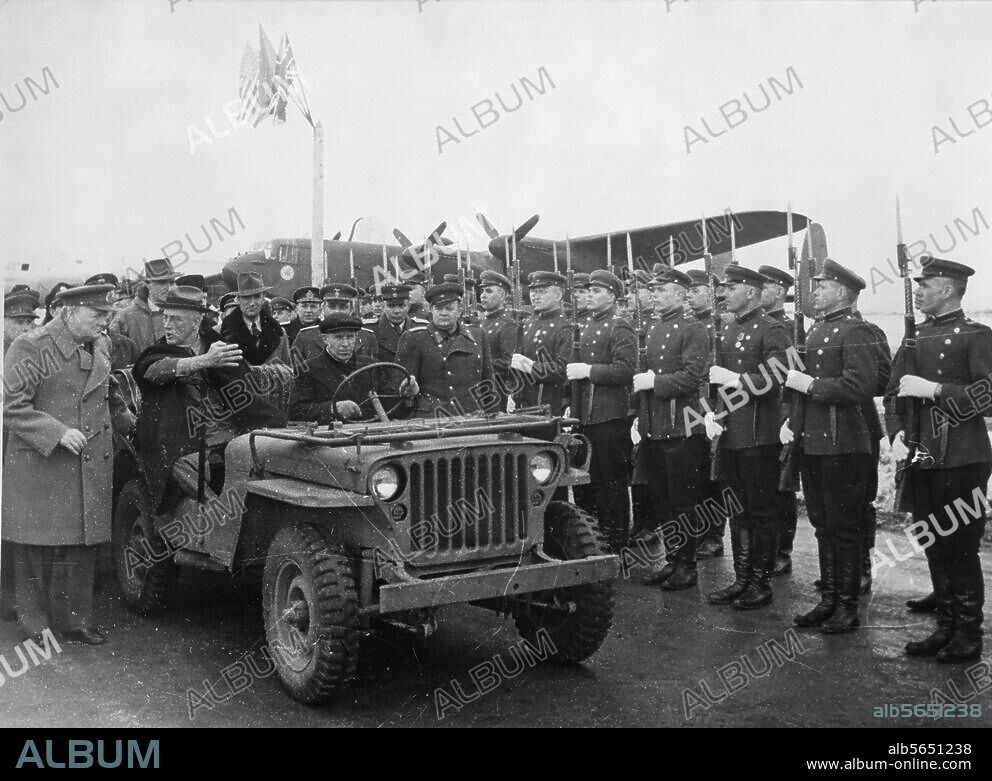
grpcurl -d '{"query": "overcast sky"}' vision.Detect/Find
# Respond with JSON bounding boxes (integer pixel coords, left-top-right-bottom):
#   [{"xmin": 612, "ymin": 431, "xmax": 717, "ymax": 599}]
[{"xmin": 2, "ymin": 0, "xmax": 991, "ymax": 313}]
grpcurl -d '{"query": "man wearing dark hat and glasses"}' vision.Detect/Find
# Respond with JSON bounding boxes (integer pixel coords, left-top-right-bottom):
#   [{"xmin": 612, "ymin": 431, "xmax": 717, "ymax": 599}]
[
  {"xmin": 220, "ymin": 271, "xmax": 290, "ymax": 366},
  {"xmin": 885, "ymin": 256, "xmax": 992, "ymax": 662},
  {"xmin": 3, "ymin": 284, "xmax": 135, "ymax": 645}
]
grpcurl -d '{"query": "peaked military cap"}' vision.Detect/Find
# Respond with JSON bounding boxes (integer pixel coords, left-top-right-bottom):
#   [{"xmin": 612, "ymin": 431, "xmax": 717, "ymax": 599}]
[
  {"xmin": 4, "ymin": 291, "xmax": 39, "ymax": 318},
  {"xmin": 293, "ymin": 286, "xmax": 321, "ymax": 303},
  {"xmin": 84, "ymin": 273, "xmax": 119, "ymax": 288},
  {"xmin": 142, "ymin": 258, "xmax": 180, "ymax": 282},
  {"xmin": 270, "ymin": 296, "xmax": 294, "ymax": 312},
  {"xmin": 219, "ymin": 292, "xmax": 238, "ymax": 311},
  {"xmin": 443, "ymin": 273, "xmax": 477, "ymax": 289},
  {"xmin": 651, "ymin": 267, "xmax": 693, "ymax": 288},
  {"xmin": 813, "ymin": 258, "xmax": 866, "ymax": 292},
  {"xmin": 571, "ymin": 272, "xmax": 590, "ymax": 287},
  {"xmin": 528, "ymin": 270, "xmax": 568, "ymax": 289},
  {"xmin": 161, "ymin": 286, "xmax": 210, "ymax": 313},
  {"xmin": 584, "ymin": 269, "xmax": 624, "ymax": 298},
  {"xmin": 914, "ymin": 255, "xmax": 975, "ymax": 283},
  {"xmin": 478, "ymin": 270, "xmax": 512, "ymax": 292},
  {"xmin": 380, "ymin": 284, "xmax": 411, "ymax": 302},
  {"xmin": 425, "ymin": 282, "xmax": 463, "ymax": 306},
  {"xmin": 720, "ymin": 265, "xmax": 767, "ymax": 288},
  {"xmin": 319, "ymin": 312, "xmax": 363, "ymax": 333},
  {"xmin": 321, "ymin": 283, "xmax": 358, "ymax": 302},
  {"xmin": 55, "ymin": 284, "xmax": 115, "ymax": 312},
  {"xmin": 686, "ymin": 269, "xmax": 713, "ymax": 287},
  {"xmin": 758, "ymin": 265, "xmax": 794, "ymax": 288}
]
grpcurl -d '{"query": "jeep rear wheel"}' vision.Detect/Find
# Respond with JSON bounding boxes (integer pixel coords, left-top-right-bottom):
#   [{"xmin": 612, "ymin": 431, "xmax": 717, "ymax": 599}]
[
  {"xmin": 262, "ymin": 524, "xmax": 360, "ymax": 705},
  {"xmin": 112, "ymin": 479, "xmax": 177, "ymax": 615},
  {"xmin": 513, "ymin": 501, "xmax": 615, "ymax": 664}
]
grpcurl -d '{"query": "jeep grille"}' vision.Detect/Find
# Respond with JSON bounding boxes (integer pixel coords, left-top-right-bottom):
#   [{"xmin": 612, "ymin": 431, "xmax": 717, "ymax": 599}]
[{"xmin": 408, "ymin": 451, "xmax": 529, "ymax": 557}]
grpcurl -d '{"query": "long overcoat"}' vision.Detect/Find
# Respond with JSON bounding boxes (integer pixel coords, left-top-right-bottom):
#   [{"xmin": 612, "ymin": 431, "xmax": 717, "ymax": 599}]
[{"xmin": 2, "ymin": 315, "xmax": 133, "ymax": 545}]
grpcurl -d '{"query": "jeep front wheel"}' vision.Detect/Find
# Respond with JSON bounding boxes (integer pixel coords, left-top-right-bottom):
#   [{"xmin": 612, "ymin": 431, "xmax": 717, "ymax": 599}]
[
  {"xmin": 513, "ymin": 501, "xmax": 615, "ymax": 664},
  {"xmin": 112, "ymin": 479, "xmax": 177, "ymax": 615},
  {"xmin": 262, "ymin": 523, "xmax": 360, "ymax": 705}
]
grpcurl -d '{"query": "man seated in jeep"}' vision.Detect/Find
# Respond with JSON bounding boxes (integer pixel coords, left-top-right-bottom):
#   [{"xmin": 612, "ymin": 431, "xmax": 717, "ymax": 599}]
[
  {"xmin": 290, "ymin": 313, "xmax": 415, "ymax": 424},
  {"xmin": 132, "ymin": 286, "xmax": 287, "ymax": 510}
]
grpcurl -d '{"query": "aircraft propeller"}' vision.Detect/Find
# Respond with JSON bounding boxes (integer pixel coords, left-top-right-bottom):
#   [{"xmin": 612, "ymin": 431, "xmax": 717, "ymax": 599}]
[{"xmin": 475, "ymin": 212, "xmax": 540, "ymax": 262}]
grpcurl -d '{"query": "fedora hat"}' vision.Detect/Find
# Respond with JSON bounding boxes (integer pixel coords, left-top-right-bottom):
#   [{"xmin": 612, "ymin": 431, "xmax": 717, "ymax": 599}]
[
  {"xmin": 161, "ymin": 286, "xmax": 210, "ymax": 313},
  {"xmin": 142, "ymin": 258, "xmax": 180, "ymax": 282},
  {"xmin": 235, "ymin": 271, "xmax": 271, "ymax": 296}
]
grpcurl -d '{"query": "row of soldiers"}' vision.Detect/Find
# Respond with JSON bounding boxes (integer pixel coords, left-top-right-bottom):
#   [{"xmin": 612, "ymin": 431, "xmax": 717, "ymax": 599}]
[{"xmin": 3, "ymin": 251, "xmax": 987, "ymax": 663}]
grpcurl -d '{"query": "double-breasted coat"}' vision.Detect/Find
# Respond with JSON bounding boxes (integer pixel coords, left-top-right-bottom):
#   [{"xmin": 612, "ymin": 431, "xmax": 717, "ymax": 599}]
[{"xmin": 2, "ymin": 315, "xmax": 134, "ymax": 545}]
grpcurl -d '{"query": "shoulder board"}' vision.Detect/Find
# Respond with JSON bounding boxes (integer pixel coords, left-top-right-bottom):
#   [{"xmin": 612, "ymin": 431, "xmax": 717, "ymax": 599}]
[
  {"xmin": 299, "ymin": 325, "xmax": 318, "ymax": 332},
  {"xmin": 362, "ymin": 318, "xmax": 378, "ymax": 326},
  {"xmin": 407, "ymin": 326, "xmax": 428, "ymax": 333},
  {"xmin": 360, "ymin": 327, "xmax": 375, "ymax": 334}
]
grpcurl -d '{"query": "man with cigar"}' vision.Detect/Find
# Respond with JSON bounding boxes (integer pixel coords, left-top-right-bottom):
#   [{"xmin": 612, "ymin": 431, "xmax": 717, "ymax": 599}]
[{"xmin": 3, "ymin": 284, "xmax": 135, "ymax": 644}]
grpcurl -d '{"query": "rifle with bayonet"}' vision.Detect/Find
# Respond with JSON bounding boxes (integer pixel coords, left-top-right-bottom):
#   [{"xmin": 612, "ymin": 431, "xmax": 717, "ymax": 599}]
[
  {"xmin": 778, "ymin": 206, "xmax": 806, "ymax": 491},
  {"xmin": 566, "ymin": 237, "xmax": 581, "ymax": 415},
  {"xmin": 892, "ymin": 197, "xmax": 919, "ymax": 511},
  {"xmin": 627, "ymin": 233, "xmax": 651, "ymax": 431},
  {"xmin": 701, "ymin": 215, "xmax": 724, "ymax": 481},
  {"xmin": 349, "ymin": 248, "xmax": 360, "ymax": 317}
]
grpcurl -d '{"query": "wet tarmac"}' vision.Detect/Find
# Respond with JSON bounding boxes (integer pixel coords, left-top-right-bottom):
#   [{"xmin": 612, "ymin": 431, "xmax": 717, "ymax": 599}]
[{"xmin": 0, "ymin": 519, "xmax": 989, "ymax": 729}]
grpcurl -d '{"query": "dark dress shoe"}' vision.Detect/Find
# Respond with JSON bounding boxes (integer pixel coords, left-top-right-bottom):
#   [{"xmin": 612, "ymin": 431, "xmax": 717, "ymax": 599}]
[
  {"xmin": 696, "ymin": 539, "xmax": 724, "ymax": 559},
  {"xmin": 794, "ymin": 603, "xmax": 834, "ymax": 627},
  {"xmin": 642, "ymin": 562, "xmax": 676, "ymax": 586},
  {"xmin": 936, "ymin": 634, "xmax": 982, "ymax": 663},
  {"xmin": 906, "ymin": 592, "xmax": 937, "ymax": 613},
  {"xmin": 905, "ymin": 629, "xmax": 954, "ymax": 656},
  {"xmin": 63, "ymin": 627, "xmax": 106, "ymax": 645},
  {"xmin": 820, "ymin": 606, "xmax": 859, "ymax": 634},
  {"xmin": 660, "ymin": 565, "xmax": 697, "ymax": 591},
  {"xmin": 732, "ymin": 582, "xmax": 773, "ymax": 610}
]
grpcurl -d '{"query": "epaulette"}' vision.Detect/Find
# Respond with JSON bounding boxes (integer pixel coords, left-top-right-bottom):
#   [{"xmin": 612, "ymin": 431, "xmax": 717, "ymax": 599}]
[
  {"xmin": 408, "ymin": 325, "xmax": 428, "ymax": 333},
  {"xmin": 362, "ymin": 318, "xmax": 378, "ymax": 326},
  {"xmin": 411, "ymin": 317, "xmax": 430, "ymax": 325},
  {"xmin": 299, "ymin": 324, "xmax": 318, "ymax": 332},
  {"xmin": 361, "ymin": 327, "xmax": 375, "ymax": 335}
]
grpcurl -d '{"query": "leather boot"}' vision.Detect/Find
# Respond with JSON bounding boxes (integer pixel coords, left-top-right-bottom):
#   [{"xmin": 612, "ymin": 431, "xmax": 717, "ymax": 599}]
[
  {"xmin": 708, "ymin": 522, "xmax": 750, "ymax": 604},
  {"xmin": 642, "ymin": 558, "xmax": 677, "ymax": 586},
  {"xmin": 859, "ymin": 502, "xmax": 876, "ymax": 595},
  {"xmin": 821, "ymin": 535, "xmax": 860, "ymax": 634},
  {"xmin": 662, "ymin": 537, "xmax": 698, "ymax": 591},
  {"xmin": 906, "ymin": 592, "xmax": 937, "ymax": 613},
  {"xmin": 696, "ymin": 537, "xmax": 724, "ymax": 559},
  {"xmin": 906, "ymin": 554, "xmax": 954, "ymax": 656},
  {"xmin": 795, "ymin": 538, "xmax": 836, "ymax": 627},
  {"xmin": 733, "ymin": 524, "xmax": 775, "ymax": 610},
  {"xmin": 937, "ymin": 560, "xmax": 983, "ymax": 663},
  {"xmin": 859, "ymin": 544, "xmax": 872, "ymax": 595}
]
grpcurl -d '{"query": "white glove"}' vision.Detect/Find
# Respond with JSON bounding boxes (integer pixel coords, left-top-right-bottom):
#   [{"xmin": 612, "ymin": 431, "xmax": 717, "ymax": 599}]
[
  {"xmin": 779, "ymin": 419, "xmax": 794, "ymax": 445},
  {"xmin": 709, "ymin": 366, "xmax": 742, "ymax": 389},
  {"xmin": 898, "ymin": 375, "xmax": 940, "ymax": 400},
  {"xmin": 506, "ymin": 395, "xmax": 516, "ymax": 413},
  {"xmin": 890, "ymin": 430, "xmax": 910, "ymax": 461},
  {"xmin": 785, "ymin": 369, "xmax": 815, "ymax": 394},
  {"xmin": 704, "ymin": 412, "xmax": 724, "ymax": 441},
  {"xmin": 630, "ymin": 420, "xmax": 641, "ymax": 446},
  {"xmin": 566, "ymin": 362, "xmax": 592, "ymax": 381},
  {"xmin": 510, "ymin": 353, "xmax": 535, "ymax": 374},
  {"xmin": 633, "ymin": 370, "xmax": 656, "ymax": 392}
]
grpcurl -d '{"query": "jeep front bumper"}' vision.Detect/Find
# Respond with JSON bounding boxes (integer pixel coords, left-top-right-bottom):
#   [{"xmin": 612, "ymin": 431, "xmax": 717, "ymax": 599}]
[{"xmin": 375, "ymin": 554, "xmax": 619, "ymax": 614}]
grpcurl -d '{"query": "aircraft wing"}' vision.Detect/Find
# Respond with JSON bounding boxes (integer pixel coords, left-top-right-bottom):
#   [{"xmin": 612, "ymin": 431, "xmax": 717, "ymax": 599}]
[{"xmin": 566, "ymin": 210, "xmax": 809, "ymax": 269}]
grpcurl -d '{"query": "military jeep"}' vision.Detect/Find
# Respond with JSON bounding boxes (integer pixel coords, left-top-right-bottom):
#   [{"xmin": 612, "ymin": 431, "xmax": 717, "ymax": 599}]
[{"xmin": 112, "ymin": 362, "xmax": 619, "ymax": 705}]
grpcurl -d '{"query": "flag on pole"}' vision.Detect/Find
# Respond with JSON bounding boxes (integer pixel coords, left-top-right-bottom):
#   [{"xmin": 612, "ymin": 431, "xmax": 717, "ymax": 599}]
[{"xmin": 237, "ymin": 26, "xmax": 313, "ymax": 128}]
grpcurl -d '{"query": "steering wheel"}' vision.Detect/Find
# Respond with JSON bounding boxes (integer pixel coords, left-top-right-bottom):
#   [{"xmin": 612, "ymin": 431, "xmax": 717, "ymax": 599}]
[{"xmin": 329, "ymin": 361, "xmax": 412, "ymax": 425}]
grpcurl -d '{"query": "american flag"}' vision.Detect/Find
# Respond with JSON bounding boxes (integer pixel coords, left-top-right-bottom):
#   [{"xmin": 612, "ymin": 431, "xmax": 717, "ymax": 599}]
[{"xmin": 237, "ymin": 26, "xmax": 312, "ymax": 128}]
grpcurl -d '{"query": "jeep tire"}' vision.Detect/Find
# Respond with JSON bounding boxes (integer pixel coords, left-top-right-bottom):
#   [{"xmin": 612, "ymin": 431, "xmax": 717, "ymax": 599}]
[
  {"xmin": 112, "ymin": 478, "xmax": 177, "ymax": 615},
  {"xmin": 513, "ymin": 501, "xmax": 615, "ymax": 664},
  {"xmin": 262, "ymin": 523, "xmax": 360, "ymax": 705}
]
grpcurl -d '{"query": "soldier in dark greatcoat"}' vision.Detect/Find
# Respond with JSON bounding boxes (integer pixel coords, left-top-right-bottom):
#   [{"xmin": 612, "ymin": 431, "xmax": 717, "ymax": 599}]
[
  {"xmin": 476, "ymin": 270, "xmax": 518, "ymax": 412},
  {"xmin": 510, "ymin": 271, "xmax": 572, "ymax": 415},
  {"xmin": 886, "ymin": 256, "xmax": 991, "ymax": 662},
  {"xmin": 705, "ymin": 266, "xmax": 792, "ymax": 609},
  {"xmin": 634, "ymin": 268, "xmax": 710, "ymax": 589},
  {"xmin": 568, "ymin": 270, "xmax": 637, "ymax": 554},
  {"xmin": 3, "ymin": 284, "xmax": 135, "ymax": 644},
  {"xmin": 783, "ymin": 259, "xmax": 878, "ymax": 634},
  {"xmin": 284, "ymin": 286, "xmax": 322, "ymax": 346},
  {"xmin": 396, "ymin": 283, "xmax": 495, "ymax": 418}
]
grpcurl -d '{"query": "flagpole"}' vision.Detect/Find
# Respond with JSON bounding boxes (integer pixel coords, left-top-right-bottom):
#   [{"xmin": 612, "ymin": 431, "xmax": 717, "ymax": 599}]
[{"xmin": 311, "ymin": 120, "xmax": 325, "ymax": 289}]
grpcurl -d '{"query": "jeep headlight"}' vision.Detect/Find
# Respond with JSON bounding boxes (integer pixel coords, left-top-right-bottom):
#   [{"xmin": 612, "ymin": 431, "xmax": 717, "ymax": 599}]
[
  {"xmin": 529, "ymin": 451, "xmax": 556, "ymax": 485},
  {"xmin": 370, "ymin": 465, "xmax": 402, "ymax": 501}
]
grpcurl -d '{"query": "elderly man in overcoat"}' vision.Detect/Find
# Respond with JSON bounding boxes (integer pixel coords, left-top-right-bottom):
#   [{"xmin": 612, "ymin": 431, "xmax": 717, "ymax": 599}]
[{"xmin": 2, "ymin": 284, "xmax": 134, "ymax": 644}]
